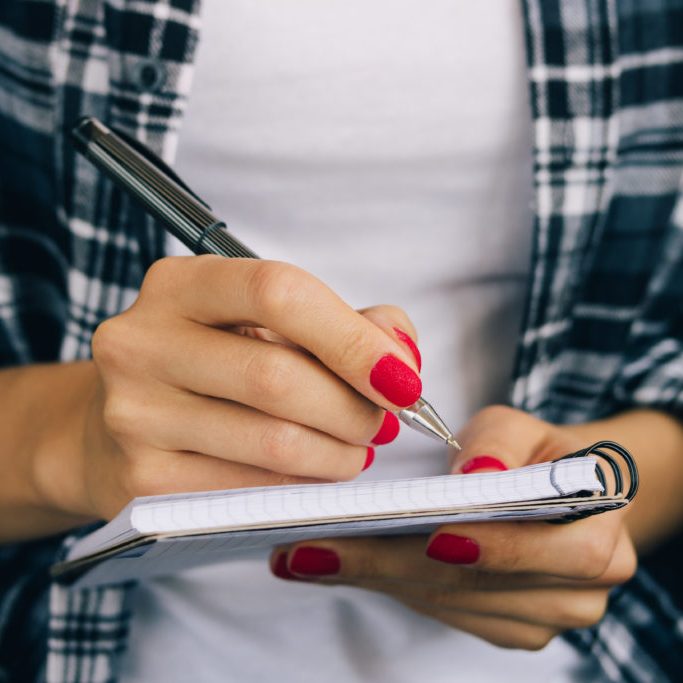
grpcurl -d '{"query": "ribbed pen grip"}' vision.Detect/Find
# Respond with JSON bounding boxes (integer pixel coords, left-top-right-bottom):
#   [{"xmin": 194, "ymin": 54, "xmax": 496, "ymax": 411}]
[{"xmin": 70, "ymin": 117, "xmax": 258, "ymax": 259}]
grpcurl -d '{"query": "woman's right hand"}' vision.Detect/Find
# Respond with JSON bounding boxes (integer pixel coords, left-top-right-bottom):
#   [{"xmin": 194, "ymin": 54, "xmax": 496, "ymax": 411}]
[{"xmin": 55, "ymin": 256, "xmax": 421, "ymax": 521}]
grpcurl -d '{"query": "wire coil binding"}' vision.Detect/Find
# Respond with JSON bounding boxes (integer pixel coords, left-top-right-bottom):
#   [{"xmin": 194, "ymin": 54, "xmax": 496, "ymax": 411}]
[{"xmin": 551, "ymin": 440, "xmax": 639, "ymax": 523}]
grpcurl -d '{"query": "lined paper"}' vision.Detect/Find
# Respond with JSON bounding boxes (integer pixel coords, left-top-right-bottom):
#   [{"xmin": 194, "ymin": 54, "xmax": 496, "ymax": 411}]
[{"xmin": 130, "ymin": 458, "xmax": 599, "ymax": 533}]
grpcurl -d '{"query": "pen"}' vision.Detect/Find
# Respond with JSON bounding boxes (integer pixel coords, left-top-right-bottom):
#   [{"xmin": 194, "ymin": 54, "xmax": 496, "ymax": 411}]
[{"xmin": 70, "ymin": 116, "xmax": 461, "ymax": 450}]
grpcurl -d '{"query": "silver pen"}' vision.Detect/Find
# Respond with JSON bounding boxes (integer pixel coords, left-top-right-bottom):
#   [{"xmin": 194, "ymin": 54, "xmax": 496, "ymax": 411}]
[{"xmin": 70, "ymin": 117, "xmax": 461, "ymax": 450}]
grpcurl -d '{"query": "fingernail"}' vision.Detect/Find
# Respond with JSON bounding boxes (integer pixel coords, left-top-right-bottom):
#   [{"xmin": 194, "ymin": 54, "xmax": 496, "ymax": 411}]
[
  {"xmin": 370, "ymin": 355, "xmax": 422, "ymax": 407},
  {"xmin": 426, "ymin": 534, "xmax": 480, "ymax": 565},
  {"xmin": 393, "ymin": 327, "xmax": 421, "ymax": 371},
  {"xmin": 371, "ymin": 412, "xmax": 400, "ymax": 445},
  {"xmin": 461, "ymin": 455, "xmax": 508, "ymax": 474},
  {"xmin": 289, "ymin": 547, "xmax": 341, "ymax": 576},
  {"xmin": 271, "ymin": 552, "xmax": 297, "ymax": 581},
  {"xmin": 362, "ymin": 447, "xmax": 375, "ymax": 471}
]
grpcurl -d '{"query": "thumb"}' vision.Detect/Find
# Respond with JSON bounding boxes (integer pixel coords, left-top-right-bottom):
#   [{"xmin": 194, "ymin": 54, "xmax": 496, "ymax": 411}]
[
  {"xmin": 358, "ymin": 305, "xmax": 421, "ymax": 371},
  {"xmin": 449, "ymin": 406, "xmax": 577, "ymax": 474}
]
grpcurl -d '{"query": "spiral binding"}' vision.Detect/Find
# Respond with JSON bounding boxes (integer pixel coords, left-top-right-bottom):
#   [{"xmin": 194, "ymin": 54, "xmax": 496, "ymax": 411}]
[{"xmin": 550, "ymin": 440, "xmax": 639, "ymax": 523}]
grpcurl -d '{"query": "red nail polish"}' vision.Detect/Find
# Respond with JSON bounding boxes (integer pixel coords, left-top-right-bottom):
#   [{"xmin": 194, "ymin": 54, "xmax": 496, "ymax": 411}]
[
  {"xmin": 393, "ymin": 327, "xmax": 422, "ymax": 371},
  {"xmin": 461, "ymin": 455, "xmax": 508, "ymax": 474},
  {"xmin": 362, "ymin": 447, "xmax": 375, "ymax": 471},
  {"xmin": 370, "ymin": 355, "xmax": 422, "ymax": 407},
  {"xmin": 426, "ymin": 534, "xmax": 480, "ymax": 565},
  {"xmin": 289, "ymin": 547, "xmax": 341, "ymax": 576},
  {"xmin": 271, "ymin": 552, "xmax": 297, "ymax": 580},
  {"xmin": 371, "ymin": 412, "xmax": 400, "ymax": 445}
]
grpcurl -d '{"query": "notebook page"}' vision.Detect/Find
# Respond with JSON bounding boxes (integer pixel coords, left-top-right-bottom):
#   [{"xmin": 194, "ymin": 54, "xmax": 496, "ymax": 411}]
[{"xmin": 129, "ymin": 458, "xmax": 600, "ymax": 535}]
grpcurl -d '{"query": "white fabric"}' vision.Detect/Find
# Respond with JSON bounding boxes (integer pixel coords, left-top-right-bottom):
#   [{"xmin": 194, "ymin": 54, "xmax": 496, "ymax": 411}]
[{"xmin": 121, "ymin": 1, "xmax": 587, "ymax": 681}]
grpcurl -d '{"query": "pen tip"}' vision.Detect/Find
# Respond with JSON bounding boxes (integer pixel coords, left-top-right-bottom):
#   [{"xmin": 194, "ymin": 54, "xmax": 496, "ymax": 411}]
[{"xmin": 447, "ymin": 437, "xmax": 462, "ymax": 450}]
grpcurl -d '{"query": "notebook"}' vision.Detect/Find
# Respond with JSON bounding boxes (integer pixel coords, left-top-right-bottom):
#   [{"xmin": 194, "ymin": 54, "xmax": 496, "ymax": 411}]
[{"xmin": 52, "ymin": 441, "xmax": 637, "ymax": 589}]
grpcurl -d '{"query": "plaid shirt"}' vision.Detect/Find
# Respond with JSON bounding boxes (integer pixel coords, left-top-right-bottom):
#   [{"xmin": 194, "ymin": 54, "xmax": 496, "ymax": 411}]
[{"xmin": 1, "ymin": 0, "xmax": 683, "ymax": 681}]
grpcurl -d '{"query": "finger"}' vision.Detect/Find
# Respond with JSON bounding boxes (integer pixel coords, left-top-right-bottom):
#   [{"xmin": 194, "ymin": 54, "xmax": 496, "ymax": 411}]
[
  {"xmin": 426, "ymin": 512, "xmax": 625, "ymax": 580},
  {"xmin": 358, "ymin": 305, "xmax": 418, "ymax": 343},
  {"xmin": 399, "ymin": 601, "xmax": 560, "ymax": 651},
  {"xmin": 273, "ymin": 536, "xmax": 581, "ymax": 589},
  {"xmin": 101, "ymin": 449, "xmax": 318, "ymax": 519},
  {"xmin": 586, "ymin": 527, "xmax": 637, "ymax": 587},
  {"xmin": 358, "ymin": 305, "xmax": 421, "ymax": 370},
  {"xmin": 141, "ymin": 257, "xmax": 422, "ymax": 410},
  {"xmin": 237, "ymin": 304, "xmax": 420, "ymax": 360},
  {"xmin": 272, "ymin": 529, "xmax": 635, "ymax": 590},
  {"xmin": 129, "ymin": 318, "xmax": 388, "ymax": 447},
  {"xmin": 347, "ymin": 580, "xmax": 610, "ymax": 630},
  {"xmin": 449, "ymin": 405, "xmax": 582, "ymax": 473},
  {"xmin": 144, "ymin": 390, "xmax": 375, "ymax": 480}
]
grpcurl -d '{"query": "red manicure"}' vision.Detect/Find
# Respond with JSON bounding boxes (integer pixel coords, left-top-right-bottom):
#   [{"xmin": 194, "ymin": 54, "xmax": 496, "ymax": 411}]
[
  {"xmin": 271, "ymin": 552, "xmax": 297, "ymax": 581},
  {"xmin": 371, "ymin": 412, "xmax": 400, "ymax": 445},
  {"xmin": 426, "ymin": 534, "xmax": 480, "ymax": 565},
  {"xmin": 289, "ymin": 547, "xmax": 341, "ymax": 576},
  {"xmin": 461, "ymin": 455, "xmax": 508, "ymax": 474},
  {"xmin": 370, "ymin": 355, "xmax": 422, "ymax": 407},
  {"xmin": 362, "ymin": 447, "xmax": 375, "ymax": 471},
  {"xmin": 393, "ymin": 327, "xmax": 422, "ymax": 371}
]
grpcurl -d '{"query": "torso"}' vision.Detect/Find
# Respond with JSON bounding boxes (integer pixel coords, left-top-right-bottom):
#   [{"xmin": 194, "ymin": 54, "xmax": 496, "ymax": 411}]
[{"xmin": 121, "ymin": 1, "xmax": 589, "ymax": 680}]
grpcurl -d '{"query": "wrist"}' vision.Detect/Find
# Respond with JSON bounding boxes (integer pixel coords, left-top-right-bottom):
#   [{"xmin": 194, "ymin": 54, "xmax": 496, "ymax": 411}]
[{"xmin": 30, "ymin": 361, "xmax": 101, "ymax": 523}]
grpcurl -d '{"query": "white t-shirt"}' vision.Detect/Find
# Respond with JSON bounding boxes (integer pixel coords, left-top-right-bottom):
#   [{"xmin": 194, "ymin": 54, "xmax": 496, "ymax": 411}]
[{"xmin": 120, "ymin": 1, "xmax": 591, "ymax": 681}]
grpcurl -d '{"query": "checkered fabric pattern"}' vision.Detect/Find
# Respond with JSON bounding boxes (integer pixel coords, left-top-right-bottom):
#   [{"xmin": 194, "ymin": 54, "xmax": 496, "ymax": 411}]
[{"xmin": 0, "ymin": 1, "xmax": 682, "ymax": 681}]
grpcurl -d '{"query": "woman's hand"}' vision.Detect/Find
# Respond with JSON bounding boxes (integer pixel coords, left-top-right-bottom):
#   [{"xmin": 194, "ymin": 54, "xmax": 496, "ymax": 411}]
[
  {"xmin": 269, "ymin": 406, "xmax": 637, "ymax": 650},
  {"xmin": 34, "ymin": 256, "xmax": 421, "ymax": 521}
]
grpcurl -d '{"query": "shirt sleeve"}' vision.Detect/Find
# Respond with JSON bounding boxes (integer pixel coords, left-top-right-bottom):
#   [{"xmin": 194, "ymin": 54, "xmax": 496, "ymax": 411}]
[{"xmin": 611, "ymin": 195, "xmax": 683, "ymax": 418}]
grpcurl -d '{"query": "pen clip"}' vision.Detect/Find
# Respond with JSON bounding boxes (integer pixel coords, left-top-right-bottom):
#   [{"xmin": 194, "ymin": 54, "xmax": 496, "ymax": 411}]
[{"xmin": 107, "ymin": 124, "xmax": 213, "ymax": 211}]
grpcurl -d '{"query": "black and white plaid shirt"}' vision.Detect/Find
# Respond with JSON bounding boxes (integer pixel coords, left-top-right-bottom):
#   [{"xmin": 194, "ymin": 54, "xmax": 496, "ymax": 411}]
[{"xmin": 1, "ymin": 1, "xmax": 683, "ymax": 681}]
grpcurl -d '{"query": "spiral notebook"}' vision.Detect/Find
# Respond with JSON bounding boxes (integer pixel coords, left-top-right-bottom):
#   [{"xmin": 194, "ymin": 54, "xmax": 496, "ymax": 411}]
[{"xmin": 52, "ymin": 441, "xmax": 637, "ymax": 589}]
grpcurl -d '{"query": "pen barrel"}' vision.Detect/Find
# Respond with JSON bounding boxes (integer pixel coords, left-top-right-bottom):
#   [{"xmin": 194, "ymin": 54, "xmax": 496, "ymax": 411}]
[{"xmin": 71, "ymin": 118, "xmax": 257, "ymax": 259}]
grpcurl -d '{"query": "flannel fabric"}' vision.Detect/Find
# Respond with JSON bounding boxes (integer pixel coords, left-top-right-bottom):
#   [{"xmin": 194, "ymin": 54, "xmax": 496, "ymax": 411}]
[{"xmin": 1, "ymin": 0, "xmax": 682, "ymax": 681}]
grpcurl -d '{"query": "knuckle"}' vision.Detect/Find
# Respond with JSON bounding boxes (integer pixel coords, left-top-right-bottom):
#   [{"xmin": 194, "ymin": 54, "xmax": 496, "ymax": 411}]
[
  {"xmin": 334, "ymin": 324, "xmax": 371, "ymax": 369},
  {"xmin": 141, "ymin": 256, "xmax": 181, "ymax": 293},
  {"xmin": 568, "ymin": 595, "xmax": 609, "ymax": 629},
  {"xmin": 521, "ymin": 629, "xmax": 556, "ymax": 652},
  {"xmin": 259, "ymin": 421, "xmax": 303, "ymax": 469},
  {"xmin": 606, "ymin": 536, "xmax": 638, "ymax": 585},
  {"xmin": 613, "ymin": 545, "xmax": 638, "ymax": 584},
  {"xmin": 249, "ymin": 261, "xmax": 306, "ymax": 317},
  {"xmin": 575, "ymin": 535, "xmax": 613, "ymax": 580},
  {"xmin": 248, "ymin": 350, "xmax": 296, "ymax": 402},
  {"xmin": 102, "ymin": 396, "xmax": 142, "ymax": 439},
  {"xmin": 483, "ymin": 626, "xmax": 556, "ymax": 652},
  {"xmin": 91, "ymin": 316, "xmax": 130, "ymax": 369}
]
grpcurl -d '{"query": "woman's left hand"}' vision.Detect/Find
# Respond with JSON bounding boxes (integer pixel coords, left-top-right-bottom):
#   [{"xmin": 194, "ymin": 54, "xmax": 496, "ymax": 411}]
[{"xmin": 269, "ymin": 406, "xmax": 637, "ymax": 650}]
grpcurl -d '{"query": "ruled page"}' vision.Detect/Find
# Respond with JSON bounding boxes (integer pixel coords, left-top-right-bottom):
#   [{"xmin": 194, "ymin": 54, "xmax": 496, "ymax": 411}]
[{"xmin": 129, "ymin": 458, "xmax": 601, "ymax": 535}]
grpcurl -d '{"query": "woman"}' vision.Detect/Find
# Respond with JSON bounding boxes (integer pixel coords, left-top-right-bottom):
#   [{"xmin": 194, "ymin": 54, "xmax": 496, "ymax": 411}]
[{"xmin": 1, "ymin": 1, "xmax": 682, "ymax": 682}]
